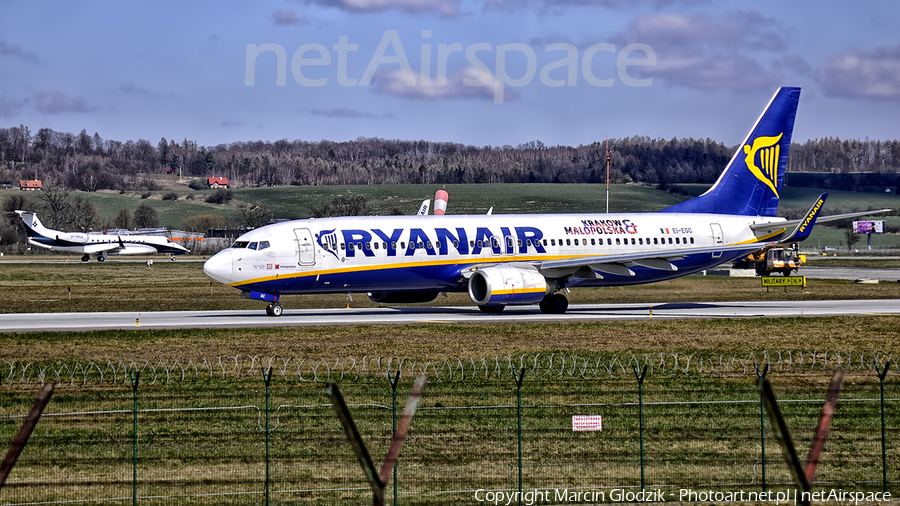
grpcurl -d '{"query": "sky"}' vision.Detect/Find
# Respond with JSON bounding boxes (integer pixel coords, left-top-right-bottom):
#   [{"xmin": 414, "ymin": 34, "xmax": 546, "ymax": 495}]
[{"xmin": 1, "ymin": 0, "xmax": 899, "ymax": 149}]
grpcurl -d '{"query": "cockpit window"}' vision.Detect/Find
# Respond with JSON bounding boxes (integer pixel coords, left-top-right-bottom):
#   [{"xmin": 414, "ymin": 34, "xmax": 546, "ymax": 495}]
[
  {"xmin": 231, "ymin": 241, "xmax": 249, "ymax": 249},
  {"xmin": 258, "ymin": 241, "xmax": 270, "ymax": 250},
  {"xmin": 248, "ymin": 242, "xmax": 258, "ymax": 250}
]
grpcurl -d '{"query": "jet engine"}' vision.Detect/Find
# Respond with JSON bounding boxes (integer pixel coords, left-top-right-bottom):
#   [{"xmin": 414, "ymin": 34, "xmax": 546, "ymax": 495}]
[
  {"xmin": 468, "ymin": 265, "xmax": 549, "ymax": 306},
  {"xmin": 367, "ymin": 291, "xmax": 441, "ymax": 304}
]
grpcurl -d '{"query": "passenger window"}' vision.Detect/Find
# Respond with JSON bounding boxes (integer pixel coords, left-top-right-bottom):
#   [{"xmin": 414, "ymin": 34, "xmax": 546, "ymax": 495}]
[
  {"xmin": 566, "ymin": 239, "xmax": 571, "ymax": 246},
  {"xmin": 607, "ymin": 238, "xmax": 612, "ymax": 245},
  {"xmin": 348, "ymin": 243, "xmax": 355, "ymax": 250},
  {"xmin": 690, "ymin": 237, "xmax": 694, "ymax": 244},
  {"xmin": 470, "ymin": 240, "xmax": 475, "ymax": 247},
  {"xmin": 391, "ymin": 241, "xmax": 397, "ymax": 249},
  {"xmin": 668, "ymin": 238, "xmax": 673, "ymax": 244},
  {"xmin": 675, "ymin": 237, "xmax": 680, "ymax": 244},
  {"xmin": 427, "ymin": 241, "xmax": 433, "ymax": 249},
  {"xmin": 477, "ymin": 240, "xmax": 483, "ymax": 248},
  {"xmin": 616, "ymin": 238, "xmax": 621, "ymax": 245},
  {"xmin": 551, "ymin": 239, "xmax": 556, "ymax": 246},
  {"xmin": 401, "ymin": 242, "xmax": 406, "ymax": 249},
  {"xmin": 365, "ymin": 242, "xmax": 371, "ymax": 250},
  {"xmin": 453, "ymin": 240, "xmax": 459, "ymax": 248},
  {"xmin": 638, "ymin": 238, "xmax": 643, "ymax": 245},
  {"xmin": 374, "ymin": 242, "xmax": 379, "ymax": 250},
  {"xmin": 340, "ymin": 243, "xmax": 346, "ymax": 249},
  {"xmin": 591, "ymin": 239, "xmax": 595, "ymax": 246},
  {"xmin": 518, "ymin": 239, "xmax": 523, "ymax": 248},
  {"xmin": 653, "ymin": 238, "xmax": 658, "ymax": 245},
  {"xmin": 543, "ymin": 239, "xmax": 548, "ymax": 246}
]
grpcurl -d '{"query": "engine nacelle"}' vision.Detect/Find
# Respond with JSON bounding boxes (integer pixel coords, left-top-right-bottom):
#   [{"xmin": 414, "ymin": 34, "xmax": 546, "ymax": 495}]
[
  {"xmin": 367, "ymin": 291, "xmax": 441, "ymax": 304},
  {"xmin": 468, "ymin": 265, "xmax": 549, "ymax": 306}
]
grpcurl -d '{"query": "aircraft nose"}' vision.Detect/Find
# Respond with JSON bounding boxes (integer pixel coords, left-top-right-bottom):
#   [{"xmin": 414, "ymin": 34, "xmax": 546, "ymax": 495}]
[{"xmin": 203, "ymin": 250, "xmax": 234, "ymax": 284}]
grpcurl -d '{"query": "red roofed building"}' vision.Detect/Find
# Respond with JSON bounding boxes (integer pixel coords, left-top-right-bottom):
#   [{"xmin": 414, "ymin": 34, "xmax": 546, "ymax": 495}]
[
  {"xmin": 19, "ymin": 180, "xmax": 42, "ymax": 191},
  {"xmin": 208, "ymin": 177, "xmax": 229, "ymax": 189}
]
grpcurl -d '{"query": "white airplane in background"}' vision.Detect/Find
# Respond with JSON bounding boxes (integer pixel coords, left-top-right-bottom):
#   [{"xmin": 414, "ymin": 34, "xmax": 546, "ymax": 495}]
[
  {"xmin": 16, "ymin": 211, "xmax": 189, "ymax": 261},
  {"xmin": 204, "ymin": 87, "xmax": 890, "ymax": 316}
]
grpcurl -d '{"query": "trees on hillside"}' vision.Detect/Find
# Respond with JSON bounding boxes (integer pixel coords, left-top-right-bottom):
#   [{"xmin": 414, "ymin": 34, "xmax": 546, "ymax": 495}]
[{"xmin": 2, "ymin": 125, "xmax": 899, "ymax": 193}]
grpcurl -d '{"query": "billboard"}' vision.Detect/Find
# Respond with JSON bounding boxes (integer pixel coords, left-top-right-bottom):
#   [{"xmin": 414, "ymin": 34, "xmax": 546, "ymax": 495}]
[{"xmin": 853, "ymin": 221, "xmax": 884, "ymax": 234}]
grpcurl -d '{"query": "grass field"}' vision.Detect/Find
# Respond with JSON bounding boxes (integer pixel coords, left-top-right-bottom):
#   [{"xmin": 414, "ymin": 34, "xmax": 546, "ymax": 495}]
[{"xmin": 1, "ymin": 259, "xmax": 899, "ymax": 504}]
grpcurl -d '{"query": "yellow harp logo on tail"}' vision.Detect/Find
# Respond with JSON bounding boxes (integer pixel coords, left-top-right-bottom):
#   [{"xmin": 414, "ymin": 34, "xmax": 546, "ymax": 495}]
[{"xmin": 743, "ymin": 133, "xmax": 783, "ymax": 198}]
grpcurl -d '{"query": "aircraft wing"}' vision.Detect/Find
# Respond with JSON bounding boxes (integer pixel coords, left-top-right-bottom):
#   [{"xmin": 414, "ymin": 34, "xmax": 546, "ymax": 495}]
[
  {"xmin": 750, "ymin": 209, "xmax": 891, "ymax": 236},
  {"xmin": 81, "ymin": 242, "xmax": 123, "ymax": 254},
  {"xmin": 537, "ymin": 241, "xmax": 773, "ymax": 278}
]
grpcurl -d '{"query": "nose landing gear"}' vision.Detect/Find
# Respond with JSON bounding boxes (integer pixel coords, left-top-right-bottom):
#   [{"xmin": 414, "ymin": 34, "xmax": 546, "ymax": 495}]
[{"xmin": 265, "ymin": 303, "xmax": 283, "ymax": 317}]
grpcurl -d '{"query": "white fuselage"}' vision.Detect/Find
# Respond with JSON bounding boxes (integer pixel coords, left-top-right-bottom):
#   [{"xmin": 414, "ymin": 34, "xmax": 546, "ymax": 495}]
[{"xmin": 203, "ymin": 212, "xmax": 785, "ymax": 295}]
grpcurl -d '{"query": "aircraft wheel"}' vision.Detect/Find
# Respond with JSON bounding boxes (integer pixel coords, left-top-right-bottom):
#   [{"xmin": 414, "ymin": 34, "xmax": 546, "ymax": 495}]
[
  {"xmin": 540, "ymin": 294, "xmax": 568, "ymax": 314},
  {"xmin": 271, "ymin": 304, "xmax": 283, "ymax": 317},
  {"xmin": 478, "ymin": 305, "xmax": 505, "ymax": 313},
  {"xmin": 265, "ymin": 304, "xmax": 274, "ymax": 316},
  {"xmin": 782, "ymin": 268, "xmax": 792, "ymax": 277},
  {"xmin": 81, "ymin": 255, "xmax": 90, "ymax": 262},
  {"xmin": 97, "ymin": 255, "xmax": 106, "ymax": 262}
]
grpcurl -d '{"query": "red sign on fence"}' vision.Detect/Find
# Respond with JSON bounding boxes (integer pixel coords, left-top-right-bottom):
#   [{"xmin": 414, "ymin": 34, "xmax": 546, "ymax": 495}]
[{"xmin": 572, "ymin": 415, "xmax": 602, "ymax": 432}]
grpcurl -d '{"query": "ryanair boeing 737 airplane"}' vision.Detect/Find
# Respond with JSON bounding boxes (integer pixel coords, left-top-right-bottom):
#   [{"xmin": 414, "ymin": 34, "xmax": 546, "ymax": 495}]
[{"xmin": 203, "ymin": 87, "xmax": 889, "ymax": 316}]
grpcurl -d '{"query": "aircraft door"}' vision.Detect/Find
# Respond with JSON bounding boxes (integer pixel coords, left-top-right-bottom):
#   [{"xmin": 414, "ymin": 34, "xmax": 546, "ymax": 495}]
[
  {"xmin": 294, "ymin": 228, "xmax": 315, "ymax": 265},
  {"xmin": 710, "ymin": 223, "xmax": 724, "ymax": 258},
  {"xmin": 490, "ymin": 235, "xmax": 503, "ymax": 256}
]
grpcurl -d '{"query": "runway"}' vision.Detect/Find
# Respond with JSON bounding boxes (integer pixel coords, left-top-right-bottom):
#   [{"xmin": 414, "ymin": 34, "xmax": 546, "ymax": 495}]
[{"xmin": 1, "ymin": 299, "xmax": 898, "ymax": 332}]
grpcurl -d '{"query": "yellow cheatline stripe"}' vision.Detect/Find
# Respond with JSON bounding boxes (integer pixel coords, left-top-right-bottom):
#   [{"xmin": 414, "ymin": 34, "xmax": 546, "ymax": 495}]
[
  {"xmin": 491, "ymin": 288, "xmax": 547, "ymax": 295},
  {"xmin": 732, "ymin": 229, "xmax": 785, "ymax": 245}
]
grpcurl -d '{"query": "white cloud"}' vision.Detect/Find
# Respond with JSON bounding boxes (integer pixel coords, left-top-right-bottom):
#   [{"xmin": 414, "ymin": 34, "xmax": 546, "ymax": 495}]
[
  {"xmin": 370, "ymin": 66, "xmax": 518, "ymax": 102},
  {"xmin": 814, "ymin": 44, "xmax": 900, "ymax": 100},
  {"xmin": 303, "ymin": 107, "xmax": 394, "ymax": 119},
  {"xmin": 609, "ymin": 12, "xmax": 788, "ymax": 93},
  {"xmin": 0, "ymin": 38, "xmax": 40, "ymax": 64},
  {"xmin": 302, "ymin": 0, "xmax": 459, "ymax": 16},
  {"xmin": 272, "ymin": 9, "xmax": 310, "ymax": 25},
  {"xmin": 34, "ymin": 90, "xmax": 98, "ymax": 114}
]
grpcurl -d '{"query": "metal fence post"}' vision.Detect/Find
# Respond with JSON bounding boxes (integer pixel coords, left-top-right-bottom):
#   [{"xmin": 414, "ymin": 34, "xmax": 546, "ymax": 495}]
[
  {"xmin": 756, "ymin": 363, "xmax": 769, "ymax": 492},
  {"xmin": 512, "ymin": 366, "xmax": 526, "ymax": 506},
  {"xmin": 632, "ymin": 364, "xmax": 647, "ymax": 492},
  {"xmin": 262, "ymin": 367, "xmax": 273, "ymax": 506},
  {"xmin": 388, "ymin": 369, "xmax": 401, "ymax": 506},
  {"xmin": 876, "ymin": 361, "xmax": 890, "ymax": 493},
  {"xmin": 130, "ymin": 371, "xmax": 140, "ymax": 506}
]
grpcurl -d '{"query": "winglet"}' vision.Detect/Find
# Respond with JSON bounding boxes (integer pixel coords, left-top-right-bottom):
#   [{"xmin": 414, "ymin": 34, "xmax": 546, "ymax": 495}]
[{"xmin": 779, "ymin": 193, "xmax": 827, "ymax": 243}]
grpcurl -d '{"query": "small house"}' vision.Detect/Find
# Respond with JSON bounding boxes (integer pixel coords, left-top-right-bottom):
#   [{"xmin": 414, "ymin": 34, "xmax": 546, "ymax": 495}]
[
  {"xmin": 19, "ymin": 180, "xmax": 42, "ymax": 191},
  {"xmin": 208, "ymin": 177, "xmax": 229, "ymax": 189}
]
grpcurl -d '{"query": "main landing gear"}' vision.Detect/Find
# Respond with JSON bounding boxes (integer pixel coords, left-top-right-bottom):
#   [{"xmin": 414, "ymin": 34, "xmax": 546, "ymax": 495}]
[
  {"xmin": 265, "ymin": 303, "xmax": 283, "ymax": 317},
  {"xmin": 539, "ymin": 293, "xmax": 569, "ymax": 314},
  {"xmin": 477, "ymin": 293, "xmax": 570, "ymax": 315}
]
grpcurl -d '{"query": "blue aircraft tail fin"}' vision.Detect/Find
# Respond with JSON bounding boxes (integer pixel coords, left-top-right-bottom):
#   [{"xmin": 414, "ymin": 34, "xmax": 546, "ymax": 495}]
[{"xmin": 661, "ymin": 87, "xmax": 801, "ymax": 217}]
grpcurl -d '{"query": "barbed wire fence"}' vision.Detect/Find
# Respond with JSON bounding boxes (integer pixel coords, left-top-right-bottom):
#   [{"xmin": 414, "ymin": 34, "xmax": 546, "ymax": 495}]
[
  {"xmin": 2, "ymin": 350, "xmax": 897, "ymax": 387},
  {"xmin": 0, "ymin": 351, "xmax": 897, "ymax": 505}
]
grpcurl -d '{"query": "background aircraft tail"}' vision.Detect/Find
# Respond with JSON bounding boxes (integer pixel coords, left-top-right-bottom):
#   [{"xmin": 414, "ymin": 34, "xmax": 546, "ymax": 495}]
[
  {"xmin": 15, "ymin": 211, "xmax": 54, "ymax": 238},
  {"xmin": 661, "ymin": 87, "xmax": 801, "ymax": 217}
]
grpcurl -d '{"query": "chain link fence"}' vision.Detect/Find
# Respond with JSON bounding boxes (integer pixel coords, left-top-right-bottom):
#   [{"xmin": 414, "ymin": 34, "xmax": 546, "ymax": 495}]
[{"xmin": 1, "ymin": 352, "xmax": 897, "ymax": 505}]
